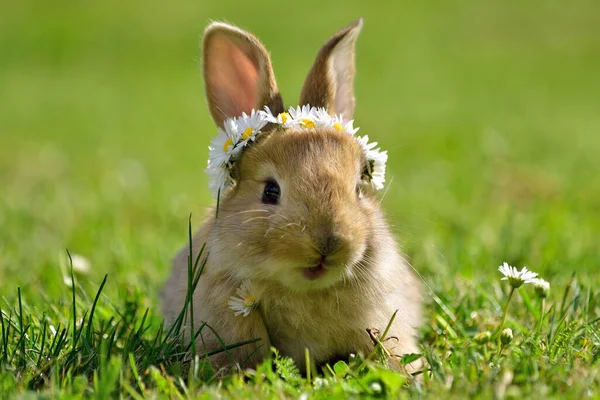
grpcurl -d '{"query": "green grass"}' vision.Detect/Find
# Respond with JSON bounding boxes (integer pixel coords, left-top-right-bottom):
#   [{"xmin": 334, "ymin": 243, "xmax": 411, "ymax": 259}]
[{"xmin": 1, "ymin": 0, "xmax": 599, "ymax": 397}]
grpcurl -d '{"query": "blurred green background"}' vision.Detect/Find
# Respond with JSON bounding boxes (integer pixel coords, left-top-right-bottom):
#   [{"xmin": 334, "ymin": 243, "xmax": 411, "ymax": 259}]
[{"xmin": 1, "ymin": 0, "xmax": 599, "ymax": 301}]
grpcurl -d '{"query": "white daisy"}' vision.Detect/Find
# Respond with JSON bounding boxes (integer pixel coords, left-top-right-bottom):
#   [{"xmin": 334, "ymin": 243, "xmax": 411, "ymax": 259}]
[
  {"xmin": 228, "ymin": 280, "xmax": 258, "ymax": 317},
  {"xmin": 288, "ymin": 105, "xmax": 318, "ymax": 129},
  {"xmin": 260, "ymin": 106, "xmax": 278, "ymax": 124},
  {"xmin": 207, "ymin": 132, "xmax": 230, "ymax": 167},
  {"xmin": 355, "ymin": 135, "xmax": 378, "ymax": 154},
  {"xmin": 206, "ymin": 164, "xmax": 232, "ymax": 198},
  {"xmin": 277, "ymin": 111, "xmax": 294, "ymax": 127},
  {"xmin": 313, "ymin": 107, "xmax": 334, "ymax": 129},
  {"xmin": 355, "ymin": 135, "xmax": 388, "ymax": 190},
  {"xmin": 205, "ymin": 105, "xmax": 388, "ymax": 198},
  {"xmin": 532, "ymin": 278, "xmax": 550, "ymax": 298},
  {"xmin": 498, "ymin": 262, "xmax": 538, "ymax": 288},
  {"xmin": 367, "ymin": 148, "xmax": 388, "ymax": 190},
  {"xmin": 207, "ymin": 119, "xmax": 242, "ymax": 167},
  {"xmin": 236, "ymin": 109, "xmax": 270, "ymax": 145},
  {"xmin": 332, "ymin": 115, "xmax": 360, "ymax": 135},
  {"xmin": 260, "ymin": 106, "xmax": 296, "ymax": 129}
]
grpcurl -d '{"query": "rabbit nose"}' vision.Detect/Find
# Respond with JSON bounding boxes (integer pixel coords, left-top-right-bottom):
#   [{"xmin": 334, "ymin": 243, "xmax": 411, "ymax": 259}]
[{"xmin": 319, "ymin": 233, "xmax": 343, "ymax": 258}]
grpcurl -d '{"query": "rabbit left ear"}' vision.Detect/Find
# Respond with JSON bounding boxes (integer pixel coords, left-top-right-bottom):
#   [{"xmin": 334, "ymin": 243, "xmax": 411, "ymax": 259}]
[
  {"xmin": 299, "ymin": 18, "xmax": 363, "ymax": 119},
  {"xmin": 203, "ymin": 22, "xmax": 284, "ymax": 128}
]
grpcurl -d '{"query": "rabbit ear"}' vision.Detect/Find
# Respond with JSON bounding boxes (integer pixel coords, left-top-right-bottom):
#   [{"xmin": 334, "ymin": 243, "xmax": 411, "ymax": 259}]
[
  {"xmin": 203, "ymin": 22, "xmax": 284, "ymax": 127},
  {"xmin": 299, "ymin": 18, "xmax": 363, "ymax": 119}
]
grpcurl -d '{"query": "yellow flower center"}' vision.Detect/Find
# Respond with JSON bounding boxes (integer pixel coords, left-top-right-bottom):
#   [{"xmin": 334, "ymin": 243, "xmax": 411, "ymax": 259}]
[
  {"xmin": 243, "ymin": 295, "xmax": 255, "ymax": 307},
  {"xmin": 223, "ymin": 138, "xmax": 233, "ymax": 152},
  {"xmin": 333, "ymin": 122, "xmax": 344, "ymax": 132},
  {"xmin": 301, "ymin": 119, "xmax": 315, "ymax": 129},
  {"xmin": 279, "ymin": 112, "xmax": 290, "ymax": 124},
  {"xmin": 242, "ymin": 127, "xmax": 253, "ymax": 140}
]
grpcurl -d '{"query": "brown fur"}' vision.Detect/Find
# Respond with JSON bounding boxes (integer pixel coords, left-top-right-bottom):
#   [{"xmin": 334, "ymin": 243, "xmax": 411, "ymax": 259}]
[
  {"xmin": 161, "ymin": 19, "xmax": 422, "ymax": 372},
  {"xmin": 299, "ymin": 18, "xmax": 362, "ymax": 118}
]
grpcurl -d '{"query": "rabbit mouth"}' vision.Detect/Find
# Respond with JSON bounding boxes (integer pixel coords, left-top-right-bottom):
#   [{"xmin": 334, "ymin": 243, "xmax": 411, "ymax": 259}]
[{"xmin": 303, "ymin": 263, "xmax": 327, "ymax": 280}]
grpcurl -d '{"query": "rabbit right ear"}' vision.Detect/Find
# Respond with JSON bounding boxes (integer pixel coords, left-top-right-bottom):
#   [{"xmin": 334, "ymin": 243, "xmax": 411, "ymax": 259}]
[
  {"xmin": 299, "ymin": 19, "xmax": 363, "ymax": 119},
  {"xmin": 203, "ymin": 22, "xmax": 284, "ymax": 127}
]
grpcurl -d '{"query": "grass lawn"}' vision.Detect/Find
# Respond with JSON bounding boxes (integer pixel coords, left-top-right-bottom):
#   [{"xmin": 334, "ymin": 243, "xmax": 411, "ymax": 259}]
[{"xmin": 1, "ymin": 0, "xmax": 599, "ymax": 398}]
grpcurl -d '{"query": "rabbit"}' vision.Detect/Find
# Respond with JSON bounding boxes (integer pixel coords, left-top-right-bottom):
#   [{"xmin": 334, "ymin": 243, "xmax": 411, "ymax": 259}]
[{"xmin": 160, "ymin": 18, "xmax": 423, "ymax": 373}]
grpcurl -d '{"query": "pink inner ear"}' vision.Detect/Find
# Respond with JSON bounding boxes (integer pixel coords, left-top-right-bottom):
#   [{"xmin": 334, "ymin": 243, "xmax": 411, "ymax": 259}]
[{"xmin": 206, "ymin": 35, "xmax": 259, "ymax": 120}]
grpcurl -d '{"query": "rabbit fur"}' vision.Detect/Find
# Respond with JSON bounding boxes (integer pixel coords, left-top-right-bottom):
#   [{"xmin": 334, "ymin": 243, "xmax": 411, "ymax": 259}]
[{"xmin": 160, "ymin": 18, "xmax": 422, "ymax": 372}]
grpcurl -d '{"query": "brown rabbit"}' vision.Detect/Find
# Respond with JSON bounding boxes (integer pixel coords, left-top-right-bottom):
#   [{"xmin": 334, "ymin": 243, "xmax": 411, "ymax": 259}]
[{"xmin": 160, "ymin": 18, "xmax": 422, "ymax": 372}]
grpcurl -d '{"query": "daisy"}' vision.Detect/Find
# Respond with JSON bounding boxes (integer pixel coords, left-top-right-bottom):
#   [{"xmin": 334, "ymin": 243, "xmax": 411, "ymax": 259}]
[
  {"xmin": 532, "ymin": 278, "xmax": 550, "ymax": 298},
  {"xmin": 228, "ymin": 280, "xmax": 258, "ymax": 317},
  {"xmin": 355, "ymin": 135, "xmax": 388, "ymax": 190},
  {"xmin": 207, "ymin": 119, "xmax": 242, "ymax": 167},
  {"xmin": 261, "ymin": 106, "xmax": 295, "ymax": 129},
  {"xmin": 205, "ymin": 105, "xmax": 388, "ymax": 198},
  {"xmin": 497, "ymin": 263, "xmax": 538, "ymax": 336},
  {"xmin": 206, "ymin": 164, "xmax": 232, "ymax": 198},
  {"xmin": 367, "ymin": 148, "xmax": 388, "ymax": 190},
  {"xmin": 206, "ymin": 132, "xmax": 229, "ymax": 167},
  {"xmin": 288, "ymin": 105, "xmax": 318, "ymax": 129},
  {"xmin": 236, "ymin": 109, "xmax": 270, "ymax": 145},
  {"xmin": 278, "ymin": 112, "xmax": 293, "ymax": 126},
  {"xmin": 332, "ymin": 115, "xmax": 360, "ymax": 135},
  {"xmin": 498, "ymin": 262, "xmax": 538, "ymax": 288},
  {"xmin": 313, "ymin": 107, "xmax": 335, "ymax": 129},
  {"xmin": 355, "ymin": 135, "xmax": 378, "ymax": 154},
  {"xmin": 260, "ymin": 106, "xmax": 278, "ymax": 123}
]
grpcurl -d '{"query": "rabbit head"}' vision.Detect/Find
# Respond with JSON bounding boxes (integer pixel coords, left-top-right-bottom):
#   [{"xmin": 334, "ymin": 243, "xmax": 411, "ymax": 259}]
[{"xmin": 203, "ymin": 19, "xmax": 385, "ymax": 292}]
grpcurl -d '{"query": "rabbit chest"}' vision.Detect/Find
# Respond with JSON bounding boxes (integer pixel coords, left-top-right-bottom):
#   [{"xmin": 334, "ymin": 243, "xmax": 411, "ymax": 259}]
[{"xmin": 258, "ymin": 284, "xmax": 382, "ymax": 364}]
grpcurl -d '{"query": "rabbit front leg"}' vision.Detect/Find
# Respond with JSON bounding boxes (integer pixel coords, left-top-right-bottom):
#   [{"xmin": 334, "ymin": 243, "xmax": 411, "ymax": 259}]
[{"xmin": 190, "ymin": 278, "xmax": 272, "ymax": 371}]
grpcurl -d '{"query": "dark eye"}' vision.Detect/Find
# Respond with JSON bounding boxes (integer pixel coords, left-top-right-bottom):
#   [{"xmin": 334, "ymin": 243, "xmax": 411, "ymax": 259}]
[{"xmin": 262, "ymin": 180, "xmax": 280, "ymax": 205}]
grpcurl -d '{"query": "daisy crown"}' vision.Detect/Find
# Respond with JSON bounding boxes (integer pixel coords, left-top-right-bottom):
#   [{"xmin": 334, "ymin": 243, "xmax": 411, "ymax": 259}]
[{"xmin": 205, "ymin": 105, "xmax": 388, "ymax": 198}]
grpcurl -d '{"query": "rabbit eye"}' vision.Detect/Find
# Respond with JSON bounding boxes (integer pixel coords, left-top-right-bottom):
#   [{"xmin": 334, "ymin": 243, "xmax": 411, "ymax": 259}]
[{"xmin": 262, "ymin": 180, "xmax": 280, "ymax": 205}]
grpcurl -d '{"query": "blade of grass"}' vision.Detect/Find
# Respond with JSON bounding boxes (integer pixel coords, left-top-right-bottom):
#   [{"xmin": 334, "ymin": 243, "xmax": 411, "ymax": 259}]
[
  {"xmin": 202, "ymin": 337, "xmax": 261, "ymax": 358},
  {"xmin": 66, "ymin": 250, "xmax": 77, "ymax": 349},
  {"xmin": 240, "ymin": 344, "xmax": 264, "ymax": 368},
  {"xmin": 198, "ymin": 322, "xmax": 234, "ymax": 365},
  {"xmin": 18, "ymin": 287, "xmax": 25, "ymax": 369},
  {"xmin": 37, "ymin": 316, "xmax": 48, "ymax": 368},
  {"xmin": 305, "ymin": 348, "xmax": 311, "ymax": 385},
  {"xmin": 357, "ymin": 310, "xmax": 398, "ymax": 372},
  {"xmin": 129, "ymin": 352, "xmax": 145, "ymax": 393},
  {"xmin": 86, "ymin": 274, "xmax": 108, "ymax": 342},
  {"xmin": 0, "ymin": 307, "xmax": 7, "ymax": 364},
  {"xmin": 187, "ymin": 214, "xmax": 196, "ymax": 356}
]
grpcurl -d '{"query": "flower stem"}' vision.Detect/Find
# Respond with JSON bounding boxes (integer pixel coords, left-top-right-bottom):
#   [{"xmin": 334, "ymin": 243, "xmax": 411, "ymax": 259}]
[
  {"xmin": 496, "ymin": 343, "xmax": 504, "ymax": 358},
  {"xmin": 496, "ymin": 286, "xmax": 515, "ymax": 357},
  {"xmin": 497, "ymin": 286, "xmax": 515, "ymax": 335},
  {"xmin": 536, "ymin": 298, "xmax": 546, "ymax": 335}
]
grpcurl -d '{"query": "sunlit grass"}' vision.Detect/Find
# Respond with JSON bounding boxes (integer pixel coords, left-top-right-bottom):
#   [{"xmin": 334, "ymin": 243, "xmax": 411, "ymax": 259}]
[{"xmin": 1, "ymin": 0, "xmax": 599, "ymax": 397}]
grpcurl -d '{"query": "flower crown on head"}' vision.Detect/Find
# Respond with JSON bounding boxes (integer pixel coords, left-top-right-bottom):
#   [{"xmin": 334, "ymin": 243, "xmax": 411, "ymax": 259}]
[{"xmin": 206, "ymin": 105, "xmax": 388, "ymax": 198}]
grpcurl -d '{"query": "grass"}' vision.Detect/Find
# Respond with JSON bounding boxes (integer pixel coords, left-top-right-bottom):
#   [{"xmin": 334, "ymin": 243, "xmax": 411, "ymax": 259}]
[{"xmin": 1, "ymin": 0, "xmax": 599, "ymax": 397}]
